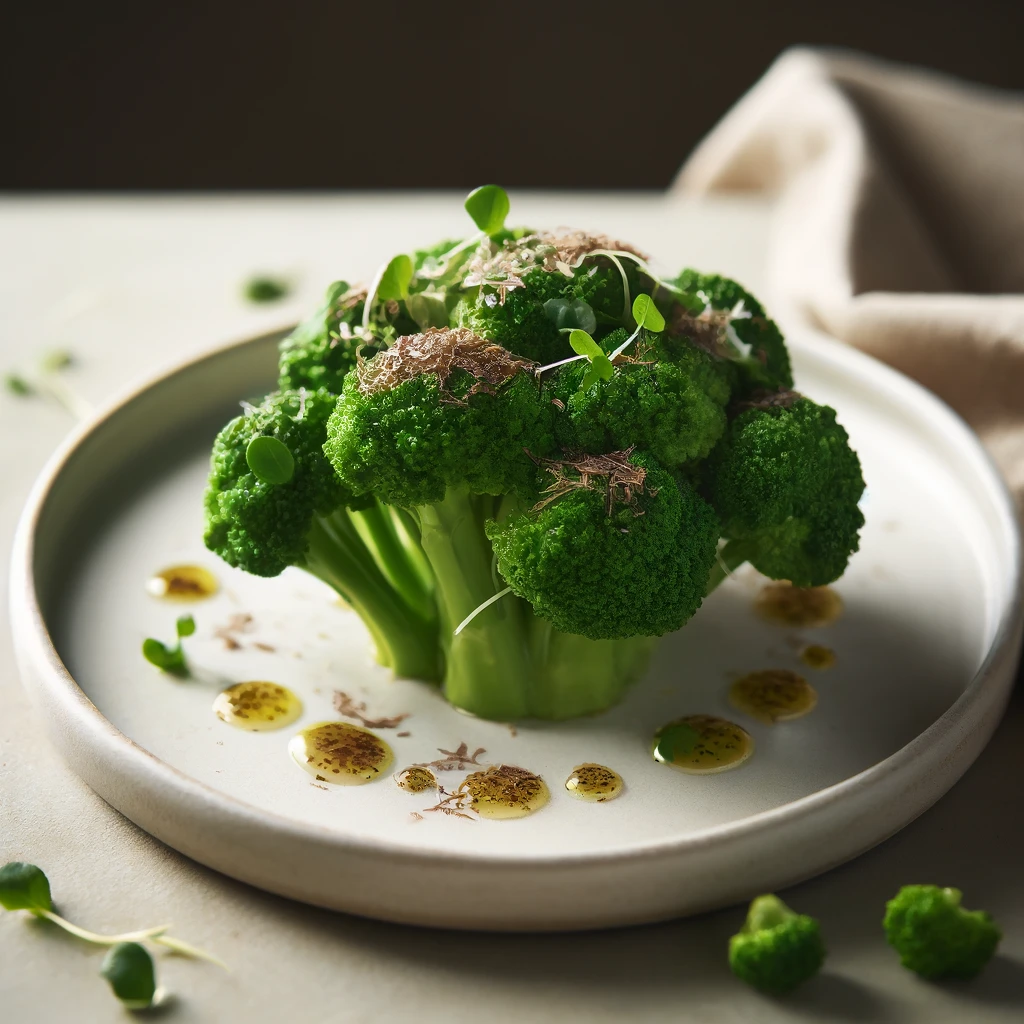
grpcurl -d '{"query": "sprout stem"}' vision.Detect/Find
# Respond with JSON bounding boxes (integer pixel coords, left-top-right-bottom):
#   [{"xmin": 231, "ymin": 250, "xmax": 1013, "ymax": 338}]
[
  {"xmin": 38, "ymin": 910, "xmax": 169, "ymax": 945},
  {"xmin": 454, "ymin": 586, "xmax": 512, "ymax": 636},
  {"xmin": 152, "ymin": 934, "xmax": 229, "ymax": 969}
]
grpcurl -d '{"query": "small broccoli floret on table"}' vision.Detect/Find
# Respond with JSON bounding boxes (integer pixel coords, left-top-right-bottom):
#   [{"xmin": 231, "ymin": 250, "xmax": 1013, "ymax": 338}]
[
  {"xmin": 278, "ymin": 280, "xmax": 378, "ymax": 393},
  {"xmin": 729, "ymin": 894, "xmax": 827, "ymax": 995},
  {"xmin": 704, "ymin": 396, "xmax": 865, "ymax": 587},
  {"xmin": 883, "ymin": 885, "xmax": 1001, "ymax": 980},
  {"xmin": 551, "ymin": 329, "xmax": 731, "ymax": 469},
  {"xmin": 203, "ymin": 387, "xmax": 439, "ymax": 679},
  {"xmin": 486, "ymin": 450, "xmax": 719, "ymax": 640}
]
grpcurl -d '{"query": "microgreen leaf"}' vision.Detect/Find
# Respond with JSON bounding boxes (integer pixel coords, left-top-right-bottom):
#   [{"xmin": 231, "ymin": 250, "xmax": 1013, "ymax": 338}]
[
  {"xmin": 243, "ymin": 276, "xmax": 289, "ymax": 303},
  {"xmin": 376, "ymin": 254, "xmax": 414, "ymax": 302},
  {"xmin": 142, "ymin": 617, "xmax": 192, "ymax": 677},
  {"xmin": 653, "ymin": 723, "xmax": 701, "ymax": 763},
  {"xmin": 544, "ymin": 298, "xmax": 597, "ymax": 334},
  {"xmin": 0, "ymin": 862, "xmax": 53, "ymax": 914},
  {"xmin": 632, "ymin": 293, "xmax": 666, "ymax": 333},
  {"xmin": 40, "ymin": 350, "xmax": 74, "ymax": 373},
  {"xmin": 246, "ymin": 435, "xmax": 295, "ymax": 485},
  {"xmin": 464, "ymin": 185, "xmax": 510, "ymax": 236},
  {"xmin": 568, "ymin": 329, "xmax": 603, "ymax": 360},
  {"xmin": 406, "ymin": 291, "xmax": 449, "ymax": 330},
  {"xmin": 101, "ymin": 942, "xmax": 157, "ymax": 1010},
  {"xmin": 4, "ymin": 374, "xmax": 34, "ymax": 396},
  {"xmin": 176, "ymin": 615, "xmax": 196, "ymax": 639}
]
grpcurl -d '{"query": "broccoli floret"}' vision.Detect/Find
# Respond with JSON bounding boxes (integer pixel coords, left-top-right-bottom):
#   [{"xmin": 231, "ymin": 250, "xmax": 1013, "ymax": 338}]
[
  {"xmin": 278, "ymin": 281, "xmax": 378, "ymax": 393},
  {"xmin": 487, "ymin": 451, "xmax": 719, "ymax": 639},
  {"xmin": 883, "ymin": 886, "xmax": 1001, "ymax": 980},
  {"xmin": 704, "ymin": 397, "xmax": 865, "ymax": 586},
  {"xmin": 729, "ymin": 894, "xmax": 826, "ymax": 995},
  {"xmin": 551, "ymin": 330, "xmax": 730, "ymax": 469},
  {"xmin": 204, "ymin": 388, "xmax": 439, "ymax": 679},
  {"xmin": 669, "ymin": 270, "xmax": 792, "ymax": 395}
]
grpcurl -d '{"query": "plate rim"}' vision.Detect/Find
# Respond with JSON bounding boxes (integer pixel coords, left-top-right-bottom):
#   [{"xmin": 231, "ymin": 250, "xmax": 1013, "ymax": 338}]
[{"xmin": 10, "ymin": 324, "xmax": 1022, "ymax": 873}]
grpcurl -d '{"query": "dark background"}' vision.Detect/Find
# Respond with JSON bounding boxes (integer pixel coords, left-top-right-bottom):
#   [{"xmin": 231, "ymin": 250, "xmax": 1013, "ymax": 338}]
[{"xmin": 6, "ymin": 1, "xmax": 1023, "ymax": 191}]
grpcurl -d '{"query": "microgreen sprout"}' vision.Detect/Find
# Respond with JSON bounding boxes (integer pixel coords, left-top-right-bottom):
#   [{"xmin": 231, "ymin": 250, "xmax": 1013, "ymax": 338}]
[
  {"xmin": 0, "ymin": 862, "xmax": 224, "ymax": 967},
  {"xmin": 4, "ymin": 373, "xmax": 34, "ymax": 396},
  {"xmin": 362, "ymin": 253, "xmax": 414, "ymax": 331},
  {"xmin": 571, "ymin": 330, "xmax": 615, "ymax": 391},
  {"xmin": 243, "ymin": 275, "xmax": 290, "ymax": 303},
  {"xmin": 142, "ymin": 615, "xmax": 195, "ymax": 676},
  {"xmin": 607, "ymin": 293, "xmax": 667, "ymax": 360},
  {"xmin": 464, "ymin": 185, "xmax": 510, "ymax": 237},
  {"xmin": 245, "ymin": 434, "xmax": 295, "ymax": 484},
  {"xmin": 453, "ymin": 586, "xmax": 513, "ymax": 636},
  {"xmin": 101, "ymin": 942, "xmax": 159, "ymax": 1010}
]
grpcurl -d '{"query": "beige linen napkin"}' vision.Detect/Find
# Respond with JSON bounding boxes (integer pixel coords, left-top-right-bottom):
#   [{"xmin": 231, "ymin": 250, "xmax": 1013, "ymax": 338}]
[{"xmin": 674, "ymin": 48, "xmax": 1024, "ymax": 505}]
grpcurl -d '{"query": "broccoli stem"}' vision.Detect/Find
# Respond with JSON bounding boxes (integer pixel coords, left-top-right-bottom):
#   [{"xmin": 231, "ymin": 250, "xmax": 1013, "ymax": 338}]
[
  {"xmin": 705, "ymin": 538, "xmax": 759, "ymax": 594},
  {"xmin": 408, "ymin": 488, "xmax": 658, "ymax": 720},
  {"xmin": 354, "ymin": 499, "xmax": 436, "ymax": 623},
  {"xmin": 411, "ymin": 489, "xmax": 537, "ymax": 720},
  {"xmin": 303, "ymin": 510, "xmax": 441, "ymax": 682},
  {"xmin": 743, "ymin": 894, "xmax": 796, "ymax": 933}
]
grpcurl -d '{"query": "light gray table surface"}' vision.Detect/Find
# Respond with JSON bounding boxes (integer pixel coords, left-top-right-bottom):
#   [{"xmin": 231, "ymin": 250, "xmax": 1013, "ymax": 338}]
[{"xmin": 1, "ymin": 194, "xmax": 1021, "ymax": 1023}]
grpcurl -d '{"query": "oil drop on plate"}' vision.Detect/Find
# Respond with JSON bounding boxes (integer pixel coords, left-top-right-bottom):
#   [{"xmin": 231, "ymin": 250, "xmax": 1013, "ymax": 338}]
[
  {"xmin": 146, "ymin": 565, "xmax": 218, "ymax": 601},
  {"xmin": 212, "ymin": 682, "xmax": 302, "ymax": 731},
  {"xmin": 289, "ymin": 721, "xmax": 393, "ymax": 785},
  {"xmin": 652, "ymin": 715, "xmax": 753, "ymax": 774},
  {"xmin": 564, "ymin": 763, "xmax": 624, "ymax": 802},
  {"xmin": 729, "ymin": 670, "xmax": 818, "ymax": 724},
  {"xmin": 754, "ymin": 583, "xmax": 842, "ymax": 628}
]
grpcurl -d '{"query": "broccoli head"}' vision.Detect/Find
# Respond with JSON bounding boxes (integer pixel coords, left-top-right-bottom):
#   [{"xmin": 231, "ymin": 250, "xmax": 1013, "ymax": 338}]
[
  {"xmin": 729, "ymin": 894, "xmax": 826, "ymax": 995},
  {"xmin": 704, "ymin": 396, "xmax": 864, "ymax": 586},
  {"xmin": 668, "ymin": 269, "xmax": 792, "ymax": 395},
  {"xmin": 278, "ymin": 281, "xmax": 378, "ymax": 394},
  {"xmin": 551, "ymin": 328, "xmax": 731, "ymax": 469},
  {"xmin": 486, "ymin": 451, "xmax": 719, "ymax": 640},
  {"xmin": 205, "ymin": 388, "xmax": 352, "ymax": 576},
  {"xmin": 325, "ymin": 327, "xmax": 555, "ymax": 505},
  {"xmin": 883, "ymin": 886, "xmax": 1001, "ymax": 980}
]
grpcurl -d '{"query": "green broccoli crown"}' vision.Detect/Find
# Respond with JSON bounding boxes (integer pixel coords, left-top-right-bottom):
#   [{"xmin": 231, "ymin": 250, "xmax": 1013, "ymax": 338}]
[
  {"xmin": 883, "ymin": 886, "xmax": 1001, "ymax": 980},
  {"xmin": 704, "ymin": 396, "xmax": 864, "ymax": 586},
  {"xmin": 278, "ymin": 281, "xmax": 379, "ymax": 394},
  {"xmin": 324, "ymin": 328, "xmax": 555, "ymax": 506},
  {"xmin": 729, "ymin": 894, "xmax": 827, "ymax": 995},
  {"xmin": 204, "ymin": 388, "xmax": 354, "ymax": 576},
  {"xmin": 485, "ymin": 450, "xmax": 719, "ymax": 640},
  {"xmin": 450, "ymin": 231, "xmax": 647, "ymax": 362},
  {"xmin": 551, "ymin": 328, "xmax": 731, "ymax": 470},
  {"xmin": 668, "ymin": 269, "xmax": 792, "ymax": 395}
]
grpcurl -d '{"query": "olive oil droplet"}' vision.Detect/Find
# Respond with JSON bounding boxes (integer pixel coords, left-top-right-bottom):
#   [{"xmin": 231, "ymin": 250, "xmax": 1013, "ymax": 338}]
[
  {"xmin": 396, "ymin": 766, "xmax": 437, "ymax": 793},
  {"xmin": 800, "ymin": 644, "xmax": 836, "ymax": 670},
  {"xmin": 212, "ymin": 682, "xmax": 302, "ymax": 731},
  {"xmin": 289, "ymin": 721, "xmax": 392, "ymax": 785},
  {"xmin": 147, "ymin": 564, "xmax": 218, "ymax": 601},
  {"xmin": 462, "ymin": 765, "xmax": 549, "ymax": 819},
  {"xmin": 652, "ymin": 715, "xmax": 753, "ymax": 774},
  {"xmin": 754, "ymin": 583, "xmax": 842, "ymax": 628},
  {"xmin": 729, "ymin": 670, "xmax": 818, "ymax": 724},
  {"xmin": 564, "ymin": 763, "xmax": 624, "ymax": 802}
]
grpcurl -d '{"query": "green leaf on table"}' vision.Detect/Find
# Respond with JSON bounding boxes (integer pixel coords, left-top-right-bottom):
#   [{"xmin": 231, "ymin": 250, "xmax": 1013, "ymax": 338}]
[
  {"xmin": 4, "ymin": 374, "xmax": 34, "ymax": 396},
  {"xmin": 631, "ymin": 293, "xmax": 666, "ymax": 333},
  {"xmin": 246, "ymin": 435, "xmax": 295, "ymax": 485},
  {"xmin": 376, "ymin": 254, "xmax": 413, "ymax": 302},
  {"xmin": 0, "ymin": 862, "xmax": 53, "ymax": 913},
  {"xmin": 101, "ymin": 942, "xmax": 157, "ymax": 1010},
  {"xmin": 243, "ymin": 276, "xmax": 290, "ymax": 303},
  {"xmin": 40, "ymin": 350, "xmax": 74, "ymax": 373},
  {"xmin": 176, "ymin": 615, "xmax": 196, "ymax": 639},
  {"xmin": 464, "ymin": 185, "xmax": 510, "ymax": 236}
]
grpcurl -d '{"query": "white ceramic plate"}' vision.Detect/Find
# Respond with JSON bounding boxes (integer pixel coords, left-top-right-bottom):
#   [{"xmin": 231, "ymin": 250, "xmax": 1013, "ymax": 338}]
[{"xmin": 11, "ymin": 326, "xmax": 1021, "ymax": 931}]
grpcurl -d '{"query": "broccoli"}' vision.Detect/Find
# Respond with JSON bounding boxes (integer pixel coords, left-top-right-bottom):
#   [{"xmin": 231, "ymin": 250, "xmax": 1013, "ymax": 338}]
[
  {"xmin": 204, "ymin": 387, "xmax": 440, "ymax": 680},
  {"xmin": 729, "ymin": 894, "xmax": 826, "ymax": 995},
  {"xmin": 202, "ymin": 186, "xmax": 865, "ymax": 721},
  {"xmin": 883, "ymin": 885, "xmax": 1001, "ymax": 980},
  {"xmin": 704, "ymin": 396, "xmax": 865, "ymax": 587}
]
